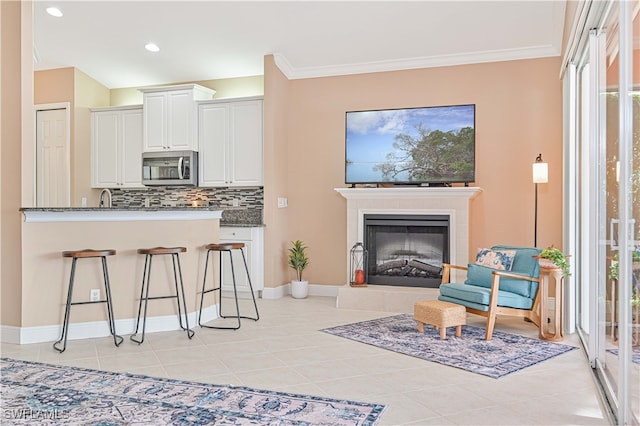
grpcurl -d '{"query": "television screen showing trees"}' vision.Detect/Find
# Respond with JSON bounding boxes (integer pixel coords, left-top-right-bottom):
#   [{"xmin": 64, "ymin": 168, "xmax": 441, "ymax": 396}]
[{"xmin": 345, "ymin": 104, "xmax": 475, "ymax": 185}]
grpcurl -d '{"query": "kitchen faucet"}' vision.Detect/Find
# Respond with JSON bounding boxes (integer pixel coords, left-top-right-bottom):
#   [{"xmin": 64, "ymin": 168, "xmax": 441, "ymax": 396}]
[{"xmin": 99, "ymin": 188, "xmax": 112, "ymax": 208}]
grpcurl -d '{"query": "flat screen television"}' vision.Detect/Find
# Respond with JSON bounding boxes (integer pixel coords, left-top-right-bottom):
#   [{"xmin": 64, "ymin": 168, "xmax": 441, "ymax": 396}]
[{"xmin": 345, "ymin": 104, "xmax": 475, "ymax": 186}]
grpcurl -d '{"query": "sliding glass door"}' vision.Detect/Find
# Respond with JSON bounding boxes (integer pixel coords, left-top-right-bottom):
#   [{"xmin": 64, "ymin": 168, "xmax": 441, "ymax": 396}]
[
  {"xmin": 619, "ymin": 3, "xmax": 640, "ymax": 422},
  {"xmin": 571, "ymin": 1, "xmax": 638, "ymax": 424},
  {"xmin": 601, "ymin": 3, "xmax": 639, "ymax": 424}
]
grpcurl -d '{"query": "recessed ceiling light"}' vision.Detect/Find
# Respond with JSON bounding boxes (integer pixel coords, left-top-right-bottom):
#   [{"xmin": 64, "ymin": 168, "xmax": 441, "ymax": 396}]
[
  {"xmin": 145, "ymin": 43, "xmax": 160, "ymax": 53},
  {"xmin": 46, "ymin": 7, "xmax": 63, "ymax": 17}
]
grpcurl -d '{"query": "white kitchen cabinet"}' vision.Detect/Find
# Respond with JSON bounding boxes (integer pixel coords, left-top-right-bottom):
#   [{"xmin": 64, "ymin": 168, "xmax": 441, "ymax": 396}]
[
  {"xmin": 219, "ymin": 226, "xmax": 264, "ymax": 295},
  {"xmin": 140, "ymin": 84, "xmax": 216, "ymax": 152},
  {"xmin": 91, "ymin": 105, "xmax": 144, "ymax": 189},
  {"xmin": 198, "ymin": 97, "xmax": 263, "ymax": 187}
]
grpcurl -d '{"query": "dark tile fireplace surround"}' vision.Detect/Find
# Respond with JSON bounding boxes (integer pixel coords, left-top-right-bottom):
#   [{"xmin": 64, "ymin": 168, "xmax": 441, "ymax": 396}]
[{"xmin": 364, "ymin": 214, "xmax": 449, "ymax": 288}]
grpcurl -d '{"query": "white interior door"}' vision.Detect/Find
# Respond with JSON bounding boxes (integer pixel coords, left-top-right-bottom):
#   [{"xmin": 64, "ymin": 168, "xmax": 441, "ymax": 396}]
[{"xmin": 36, "ymin": 107, "xmax": 70, "ymax": 207}]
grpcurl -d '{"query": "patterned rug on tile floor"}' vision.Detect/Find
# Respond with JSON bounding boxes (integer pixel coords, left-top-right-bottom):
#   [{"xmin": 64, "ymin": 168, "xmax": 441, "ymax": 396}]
[
  {"xmin": 606, "ymin": 347, "xmax": 640, "ymax": 364},
  {"xmin": 0, "ymin": 358, "xmax": 385, "ymax": 425},
  {"xmin": 321, "ymin": 314, "xmax": 578, "ymax": 379}
]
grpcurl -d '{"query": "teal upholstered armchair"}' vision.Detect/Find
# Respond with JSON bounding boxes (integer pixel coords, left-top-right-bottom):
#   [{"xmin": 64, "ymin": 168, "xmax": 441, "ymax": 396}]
[{"xmin": 438, "ymin": 245, "xmax": 542, "ymax": 340}]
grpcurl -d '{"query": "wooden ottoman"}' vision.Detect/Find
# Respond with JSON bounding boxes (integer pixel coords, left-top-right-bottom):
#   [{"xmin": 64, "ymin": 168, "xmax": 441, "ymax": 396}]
[{"xmin": 414, "ymin": 300, "xmax": 466, "ymax": 339}]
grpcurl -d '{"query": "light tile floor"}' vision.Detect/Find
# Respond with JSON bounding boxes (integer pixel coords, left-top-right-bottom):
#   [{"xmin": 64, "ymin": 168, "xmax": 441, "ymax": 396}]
[{"xmin": 1, "ymin": 297, "xmax": 610, "ymax": 425}]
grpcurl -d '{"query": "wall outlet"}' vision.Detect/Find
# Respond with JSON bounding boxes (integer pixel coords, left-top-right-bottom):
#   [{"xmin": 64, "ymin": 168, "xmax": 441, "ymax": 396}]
[
  {"xmin": 81, "ymin": 197, "xmax": 87, "ymax": 208},
  {"xmin": 232, "ymin": 199, "xmax": 240, "ymax": 207},
  {"xmin": 90, "ymin": 289, "xmax": 100, "ymax": 301},
  {"xmin": 277, "ymin": 197, "xmax": 288, "ymax": 208}
]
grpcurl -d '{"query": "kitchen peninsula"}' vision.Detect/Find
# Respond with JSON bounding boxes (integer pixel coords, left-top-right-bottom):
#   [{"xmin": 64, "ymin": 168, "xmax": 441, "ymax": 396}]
[{"xmin": 18, "ymin": 206, "xmax": 226, "ymax": 344}]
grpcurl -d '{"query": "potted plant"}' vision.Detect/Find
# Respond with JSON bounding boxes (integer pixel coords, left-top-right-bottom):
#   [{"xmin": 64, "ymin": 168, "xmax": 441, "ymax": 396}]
[
  {"xmin": 288, "ymin": 240, "xmax": 310, "ymax": 299},
  {"xmin": 537, "ymin": 246, "xmax": 571, "ymax": 277}
]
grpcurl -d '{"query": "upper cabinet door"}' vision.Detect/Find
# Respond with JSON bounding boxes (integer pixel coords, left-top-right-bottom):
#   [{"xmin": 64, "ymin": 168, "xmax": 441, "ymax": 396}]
[
  {"xmin": 91, "ymin": 106, "xmax": 144, "ymax": 189},
  {"xmin": 198, "ymin": 103, "xmax": 228, "ymax": 186},
  {"xmin": 167, "ymin": 90, "xmax": 196, "ymax": 151},
  {"xmin": 120, "ymin": 108, "xmax": 144, "ymax": 188},
  {"xmin": 92, "ymin": 110, "xmax": 119, "ymax": 188},
  {"xmin": 198, "ymin": 98, "xmax": 263, "ymax": 188},
  {"xmin": 228, "ymin": 100, "xmax": 263, "ymax": 186},
  {"xmin": 141, "ymin": 84, "xmax": 215, "ymax": 152},
  {"xmin": 142, "ymin": 92, "xmax": 166, "ymax": 151}
]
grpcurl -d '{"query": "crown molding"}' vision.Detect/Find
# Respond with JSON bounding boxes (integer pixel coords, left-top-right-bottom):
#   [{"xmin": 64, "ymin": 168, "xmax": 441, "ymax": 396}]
[{"xmin": 275, "ymin": 45, "xmax": 561, "ymax": 80}]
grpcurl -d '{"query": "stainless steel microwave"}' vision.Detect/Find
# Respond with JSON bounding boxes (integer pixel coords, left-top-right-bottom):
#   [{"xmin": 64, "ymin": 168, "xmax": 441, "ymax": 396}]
[{"xmin": 142, "ymin": 151, "xmax": 198, "ymax": 186}]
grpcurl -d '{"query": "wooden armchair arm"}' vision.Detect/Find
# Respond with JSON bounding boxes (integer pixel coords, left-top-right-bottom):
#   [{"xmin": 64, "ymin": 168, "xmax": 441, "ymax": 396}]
[
  {"xmin": 492, "ymin": 270, "xmax": 541, "ymax": 283},
  {"xmin": 488, "ymin": 271, "xmax": 541, "ymax": 311},
  {"xmin": 441, "ymin": 263, "xmax": 468, "ymax": 284}
]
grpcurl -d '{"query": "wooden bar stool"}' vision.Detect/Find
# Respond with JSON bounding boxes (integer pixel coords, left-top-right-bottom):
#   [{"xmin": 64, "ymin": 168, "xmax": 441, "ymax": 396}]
[
  {"xmin": 54, "ymin": 249, "xmax": 123, "ymax": 353},
  {"xmin": 198, "ymin": 243, "xmax": 259, "ymax": 330},
  {"xmin": 130, "ymin": 247, "xmax": 194, "ymax": 344}
]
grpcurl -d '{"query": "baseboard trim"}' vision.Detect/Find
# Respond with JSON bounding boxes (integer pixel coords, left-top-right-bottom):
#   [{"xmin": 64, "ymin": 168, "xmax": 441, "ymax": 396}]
[
  {"xmin": 0, "ymin": 305, "xmax": 220, "ymax": 345},
  {"xmin": 261, "ymin": 285, "xmax": 288, "ymax": 299},
  {"xmin": 261, "ymin": 283, "xmax": 340, "ymax": 299},
  {"xmin": 3, "ymin": 285, "xmax": 340, "ymax": 344}
]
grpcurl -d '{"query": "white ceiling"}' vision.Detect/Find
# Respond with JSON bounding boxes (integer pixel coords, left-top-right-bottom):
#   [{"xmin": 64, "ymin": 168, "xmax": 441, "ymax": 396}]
[{"xmin": 33, "ymin": 1, "xmax": 567, "ymax": 89}]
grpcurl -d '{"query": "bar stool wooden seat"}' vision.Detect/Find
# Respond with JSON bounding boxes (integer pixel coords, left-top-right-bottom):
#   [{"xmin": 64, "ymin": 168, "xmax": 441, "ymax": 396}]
[
  {"xmin": 198, "ymin": 242, "xmax": 259, "ymax": 330},
  {"xmin": 130, "ymin": 246, "xmax": 194, "ymax": 344},
  {"xmin": 54, "ymin": 249, "xmax": 123, "ymax": 353}
]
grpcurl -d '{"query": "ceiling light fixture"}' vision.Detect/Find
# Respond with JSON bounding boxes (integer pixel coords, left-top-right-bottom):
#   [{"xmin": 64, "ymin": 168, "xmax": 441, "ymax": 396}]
[
  {"xmin": 46, "ymin": 7, "xmax": 63, "ymax": 17},
  {"xmin": 145, "ymin": 43, "xmax": 160, "ymax": 53}
]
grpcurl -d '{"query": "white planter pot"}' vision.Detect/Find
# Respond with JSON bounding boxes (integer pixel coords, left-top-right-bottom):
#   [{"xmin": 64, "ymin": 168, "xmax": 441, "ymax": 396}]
[{"xmin": 291, "ymin": 280, "xmax": 309, "ymax": 299}]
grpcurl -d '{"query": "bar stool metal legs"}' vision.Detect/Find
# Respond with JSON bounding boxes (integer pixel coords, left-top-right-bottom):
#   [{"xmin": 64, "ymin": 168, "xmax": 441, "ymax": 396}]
[
  {"xmin": 54, "ymin": 249, "xmax": 123, "ymax": 353},
  {"xmin": 130, "ymin": 247, "xmax": 194, "ymax": 344},
  {"xmin": 198, "ymin": 243, "xmax": 259, "ymax": 330}
]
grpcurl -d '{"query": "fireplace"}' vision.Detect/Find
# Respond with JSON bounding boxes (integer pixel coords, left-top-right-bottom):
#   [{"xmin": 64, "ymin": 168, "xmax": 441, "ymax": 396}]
[
  {"xmin": 364, "ymin": 214, "xmax": 449, "ymax": 288},
  {"xmin": 335, "ymin": 186, "xmax": 481, "ymax": 290}
]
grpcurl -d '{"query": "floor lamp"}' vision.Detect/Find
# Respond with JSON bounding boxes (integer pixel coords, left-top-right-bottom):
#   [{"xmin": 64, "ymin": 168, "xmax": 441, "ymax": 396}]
[{"xmin": 532, "ymin": 154, "xmax": 548, "ymax": 247}]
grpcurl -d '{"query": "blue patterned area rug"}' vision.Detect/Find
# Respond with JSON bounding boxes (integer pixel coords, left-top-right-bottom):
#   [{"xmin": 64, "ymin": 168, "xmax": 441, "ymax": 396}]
[
  {"xmin": 0, "ymin": 358, "xmax": 385, "ymax": 425},
  {"xmin": 321, "ymin": 314, "xmax": 578, "ymax": 379}
]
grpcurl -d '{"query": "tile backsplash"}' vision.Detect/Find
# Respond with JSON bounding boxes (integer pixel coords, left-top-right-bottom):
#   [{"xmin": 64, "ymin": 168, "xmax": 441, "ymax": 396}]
[
  {"xmin": 110, "ymin": 186, "xmax": 263, "ymax": 210},
  {"xmin": 108, "ymin": 186, "xmax": 263, "ymax": 224}
]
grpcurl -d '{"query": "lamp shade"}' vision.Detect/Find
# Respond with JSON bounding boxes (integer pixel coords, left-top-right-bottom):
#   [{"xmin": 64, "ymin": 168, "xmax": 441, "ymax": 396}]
[{"xmin": 532, "ymin": 162, "xmax": 548, "ymax": 183}]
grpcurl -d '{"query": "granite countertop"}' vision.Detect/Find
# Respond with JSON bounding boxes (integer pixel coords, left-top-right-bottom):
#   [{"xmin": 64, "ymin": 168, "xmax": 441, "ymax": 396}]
[
  {"xmin": 20, "ymin": 206, "xmax": 221, "ymax": 212},
  {"xmin": 20, "ymin": 207, "xmax": 264, "ymax": 226}
]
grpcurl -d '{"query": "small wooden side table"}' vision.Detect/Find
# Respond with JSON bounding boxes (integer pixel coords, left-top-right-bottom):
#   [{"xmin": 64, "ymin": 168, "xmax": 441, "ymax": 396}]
[{"xmin": 539, "ymin": 266, "xmax": 564, "ymax": 341}]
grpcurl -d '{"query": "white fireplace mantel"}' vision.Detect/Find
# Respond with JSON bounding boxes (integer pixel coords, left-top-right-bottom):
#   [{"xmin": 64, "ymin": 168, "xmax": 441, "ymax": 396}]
[
  {"xmin": 335, "ymin": 186, "xmax": 482, "ymax": 201},
  {"xmin": 335, "ymin": 186, "xmax": 482, "ymax": 285}
]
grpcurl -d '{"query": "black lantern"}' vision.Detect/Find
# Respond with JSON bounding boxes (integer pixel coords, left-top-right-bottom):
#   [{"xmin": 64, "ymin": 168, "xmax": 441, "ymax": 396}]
[{"xmin": 350, "ymin": 242, "xmax": 368, "ymax": 287}]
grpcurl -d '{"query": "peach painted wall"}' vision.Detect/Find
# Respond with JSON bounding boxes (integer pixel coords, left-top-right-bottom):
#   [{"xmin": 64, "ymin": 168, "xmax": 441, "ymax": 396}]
[
  {"xmin": 21, "ymin": 219, "xmax": 219, "ymax": 328},
  {"xmin": 264, "ymin": 57, "xmax": 563, "ymax": 287},
  {"xmin": 1, "ymin": 0, "xmax": 24, "ymax": 327},
  {"xmin": 263, "ymin": 56, "xmax": 292, "ymax": 288},
  {"xmin": 34, "ymin": 67, "xmax": 75, "ymax": 105}
]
